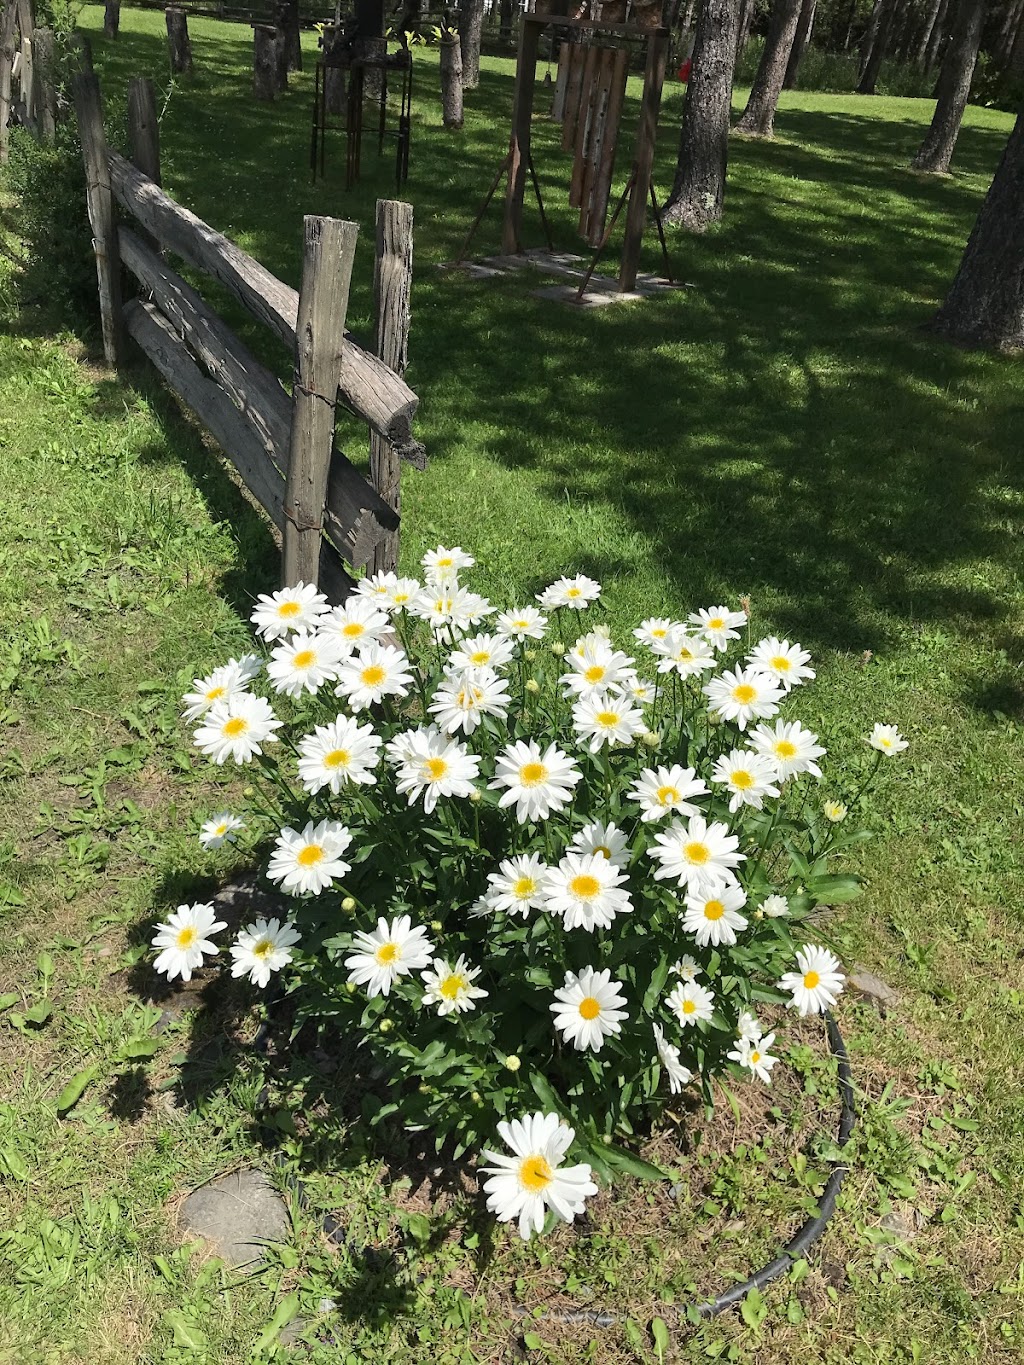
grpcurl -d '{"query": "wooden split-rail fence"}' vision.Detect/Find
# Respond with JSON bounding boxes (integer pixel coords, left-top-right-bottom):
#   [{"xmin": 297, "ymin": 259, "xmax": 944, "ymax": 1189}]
[{"xmin": 0, "ymin": 0, "xmax": 59, "ymax": 158}]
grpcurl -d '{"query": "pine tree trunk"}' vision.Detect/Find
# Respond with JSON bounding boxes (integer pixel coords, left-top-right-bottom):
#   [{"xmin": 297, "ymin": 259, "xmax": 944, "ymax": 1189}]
[
  {"xmin": 911, "ymin": 0, "xmax": 985, "ymax": 171},
  {"xmin": 914, "ymin": 0, "xmax": 945, "ymax": 63},
  {"xmin": 931, "ymin": 109, "xmax": 1024, "ymax": 347},
  {"xmin": 924, "ymin": 0, "xmax": 950, "ymax": 67},
  {"xmin": 165, "ymin": 7, "xmax": 193, "ymax": 75},
  {"xmin": 103, "ymin": 0, "xmax": 120, "ymax": 38},
  {"xmin": 736, "ymin": 0, "xmax": 802, "ymax": 134},
  {"xmin": 782, "ymin": 0, "xmax": 815, "ymax": 87},
  {"xmin": 440, "ymin": 34, "xmax": 464, "ymax": 127},
  {"xmin": 459, "ymin": 0, "xmax": 485, "ymax": 89},
  {"xmin": 275, "ymin": 0, "xmax": 302, "ymax": 71},
  {"xmin": 1006, "ymin": 0, "xmax": 1024, "ymax": 77},
  {"xmin": 995, "ymin": 0, "xmax": 1023, "ymax": 65},
  {"xmin": 499, "ymin": 0, "xmax": 514, "ymax": 44},
  {"xmin": 663, "ymin": 0, "xmax": 740, "ymax": 231},
  {"xmin": 736, "ymin": 0, "xmax": 754, "ymax": 55},
  {"xmin": 857, "ymin": 0, "xmax": 895, "ymax": 91}
]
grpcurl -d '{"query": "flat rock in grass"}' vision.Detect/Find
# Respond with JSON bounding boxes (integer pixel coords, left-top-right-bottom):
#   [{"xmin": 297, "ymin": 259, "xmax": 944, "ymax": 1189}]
[
  {"xmin": 848, "ymin": 967, "xmax": 899, "ymax": 1011},
  {"xmin": 180, "ymin": 1169, "xmax": 289, "ymax": 1266}
]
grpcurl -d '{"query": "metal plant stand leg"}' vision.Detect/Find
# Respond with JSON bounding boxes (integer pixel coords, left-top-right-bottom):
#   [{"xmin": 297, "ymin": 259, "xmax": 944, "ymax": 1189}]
[
  {"xmin": 648, "ymin": 181, "xmax": 673, "ymax": 285},
  {"xmin": 576, "ymin": 167, "xmax": 635, "ymax": 301}
]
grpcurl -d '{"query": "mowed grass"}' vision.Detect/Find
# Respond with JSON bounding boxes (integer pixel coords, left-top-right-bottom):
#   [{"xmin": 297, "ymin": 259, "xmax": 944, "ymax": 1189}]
[{"xmin": 0, "ymin": 7, "xmax": 1023, "ymax": 1361}]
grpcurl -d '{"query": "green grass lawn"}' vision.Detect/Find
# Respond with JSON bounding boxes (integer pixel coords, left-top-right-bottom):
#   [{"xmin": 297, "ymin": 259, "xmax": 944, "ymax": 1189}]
[{"xmin": 1, "ymin": 7, "xmax": 1023, "ymax": 1361}]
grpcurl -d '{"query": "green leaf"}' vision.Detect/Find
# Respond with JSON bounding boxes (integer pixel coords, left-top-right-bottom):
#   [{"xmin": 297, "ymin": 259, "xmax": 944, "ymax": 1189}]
[
  {"xmin": 623, "ymin": 1317, "xmax": 644, "ymax": 1349},
  {"xmin": 405, "ymin": 1212, "xmax": 431, "ymax": 1247},
  {"xmin": 601, "ymin": 1142, "xmax": 667, "ymax": 1182},
  {"xmin": 651, "ymin": 1316, "xmax": 670, "ymax": 1359},
  {"xmin": 0, "ymin": 994, "xmax": 18, "ymax": 1012},
  {"xmin": 253, "ymin": 1292, "xmax": 300, "ymax": 1351},
  {"xmin": 0, "ymin": 1148, "xmax": 29, "ymax": 1181},
  {"xmin": 22, "ymin": 1001, "xmax": 52, "ymax": 1027},
  {"xmin": 119, "ymin": 1037, "xmax": 160, "ymax": 1060},
  {"xmin": 806, "ymin": 873, "xmax": 862, "ymax": 905},
  {"xmin": 165, "ymin": 1311, "xmax": 207, "ymax": 1349},
  {"xmin": 529, "ymin": 1071, "xmax": 563, "ymax": 1115},
  {"xmin": 57, "ymin": 1064, "xmax": 99, "ymax": 1115},
  {"xmin": 523, "ymin": 1332, "xmax": 543, "ymax": 1351},
  {"xmin": 642, "ymin": 954, "xmax": 670, "ymax": 1014},
  {"xmin": 739, "ymin": 1287, "xmax": 767, "ymax": 1331},
  {"xmin": 36, "ymin": 952, "xmax": 55, "ymax": 985}
]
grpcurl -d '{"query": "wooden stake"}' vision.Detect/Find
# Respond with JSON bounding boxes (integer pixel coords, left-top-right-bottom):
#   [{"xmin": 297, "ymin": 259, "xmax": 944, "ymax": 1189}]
[
  {"xmin": 32, "ymin": 24, "xmax": 55, "ymax": 142},
  {"xmin": 369, "ymin": 200, "xmax": 413, "ymax": 576},
  {"xmin": 501, "ymin": 17, "xmax": 540, "ymax": 255},
  {"xmin": 283, "ymin": 216, "xmax": 358, "ymax": 589},
  {"xmin": 127, "ymin": 75, "xmax": 161, "ymax": 185},
  {"xmin": 253, "ymin": 25, "xmax": 277, "ymax": 101},
  {"xmin": 18, "ymin": 34, "xmax": 33, "ymax": 129},
  {"xmin": 1, "ymin": 0, "xmax": 19, "ymax": 163},
  {"xmin": 164, "ymin": 7, "xmax": 192, "ymax": 76},
  {"xmin": 73, "ymin": 71, "xmax": 123, "ymax": 367},
  {"xmin": 620, "ymin": 29, "xmax": 668, "ymax": 293},
  {"xmin": 551, "ymin": 40, "xmax": 568, "ymax": 121},
  {"xmin": 103, "ymin": 0, "xmax": 119, "ymax": 39}
]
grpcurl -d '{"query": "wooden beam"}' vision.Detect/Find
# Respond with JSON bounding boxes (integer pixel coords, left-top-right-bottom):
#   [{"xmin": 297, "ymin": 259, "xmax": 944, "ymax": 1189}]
[
  {"xmin": 32, "ymin": 24, "xmax": 54, "ymax": 142},
  {"xmin": 588, "ymin": 46, "xmax": 628, "ymax": 246},
  {"xmin": 501, "ymin": 17, "xmax": 541, "ymax": 255},
  {"xmin": 106, "ymin": 151, "xmax": 422, "ymax": 458},
  {"xmin": 283, "ymin": 216, "xmax": 358, "ymax": 588},
  {"xmin": 620, "ymin": 29, "xmax": 668, "ymax": 293},
  {"xmin": 73, "ymin": 71, "xmax": 124, "ymax": 367},
  {"xmin": 369, "ymin": 199, "xmax": 414, "ymax": 576}
]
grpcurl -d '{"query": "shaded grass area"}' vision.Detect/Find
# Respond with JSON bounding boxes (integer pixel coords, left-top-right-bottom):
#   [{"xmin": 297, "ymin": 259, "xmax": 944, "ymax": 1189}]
[{"xmin": 0, "ymin": 9, "xmax": 1022, "ymax": 1361}]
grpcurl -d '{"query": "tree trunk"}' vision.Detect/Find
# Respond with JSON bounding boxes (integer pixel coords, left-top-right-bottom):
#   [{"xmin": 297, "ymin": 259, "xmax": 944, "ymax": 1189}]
[
  {"xmin": 857, "ymin": 0, "xmax": 895, "ymax": 91},
  {"xmin": 273, "ymin": 25, "xmax": 289, "ymax": 89},
  {"xmin": 924, "ymin": 0, "xmax": 950, "ymax": 67},
  {"xmin": 275, "ymin": 0, "xmax": 302, "ymax": 71},
  {"xmin": 682, "ymin": 0, "xmax": 698, "ymax": 27},
  {"xmin": 663, "ymin": 0, "xmax": 740, "ymax": 232},
  {"xmin": 459, "ymin": 0, "xmax": 485, "ymax": 89},
  {"xmin": 859, "ymin": 0, "xmax": 884, "ymax": 74},
  {"xmin": 440, "ymin": 34, "xmax": 463, "ymax": 127},
  {"xmin": 499, "ymin": 0, "xmax": 514, "ymax": 44},
  {"xmin": 914, "ymin": 0, "xmax": 944, "ymax": 63},
  {"xmin": 782, "ymin": 0, "xmax": 815, "ymax": 87},
  {"xmin": 736, "ymin": 0, "xmax": 802, "ymax": 134},
  {"xmin": 253, "ymin": 25, "xmax": 277, "ymax": 100},
  {"xmin": 165, "ymin": 8, "xmax": 193, "ymax": 76},
  {"xmin": 736, "ymin": 0, "xmax": 754, "ymax": 55},
  {"xmin": 931, "ymin": 108, "xmax": 1024, "ymax": 347},
  {"xmin": 995, "ymin": 0, "xmax": 1023, "ymax": 65},
  {"xmin": 841, "ymin": 0, "xmax": 859, "ymax": 47},
  {"xmin": 911, "ymin": 0, "xmax": 985, "ymax": 171},
  {"xmin": 1006, "ymin": 0, "xmax": 1024, "ymax": 77},
  {"xmin": 103, "ymin": 0, "xmax": 120, "ymax": 38}
]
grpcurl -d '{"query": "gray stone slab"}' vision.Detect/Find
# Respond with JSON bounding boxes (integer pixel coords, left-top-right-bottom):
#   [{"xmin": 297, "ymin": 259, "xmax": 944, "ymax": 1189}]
[
  {"xmin": 180, "ymin": 1168, "xmax": 289, "ymax": 1266},
  {"xmin": 849, "ymin": 967, "xmax": 899, "ymax": 1011},
  {"xmin": 530, "ymin": 284, "xmax": 647, "ymax": 308}
]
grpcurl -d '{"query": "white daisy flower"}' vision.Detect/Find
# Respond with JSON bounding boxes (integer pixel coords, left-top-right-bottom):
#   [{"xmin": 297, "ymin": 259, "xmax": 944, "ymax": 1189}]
[
  {"xmin": 544, "ymin": 851, "xmax": 633, "ymax": 932},
  {"xmin": 480, "ymin": 1111, "xmax": 598, "ymax": 1240},
  {"xmin": 267, "ymin": 819, "xmax": 353, "ymax": 896},
  {"xmin": 536, "ymin": 574, "xmax": 602, "ymax": 611},
  {"xmin": 646, "ymin": 814, "xmax": 745, "ymax": 895},
  {"xmin": 447, "ymin": 632, "xmax": 517, "ymax": 673},
  {"xmin": 485, "ymin": 853, "xmax": 551, "ymax": 917},
  {"xmin": 868, "ymin": 723, "xmax": 908, "ymax": 756},
  {"xmin": 672, "ymin": 954, "xmax": 702, "ymax": 982},
  {"xmin": 421, "ymin": 955, "xmax": 488, "ymax": 1017},
  {"xmin": 711, "ymin": 749, "xmax": 781, "ymax": 812},
  {"xmin": 181, "ymin": 654, "xmax": 262, "ymax": 722},
  {"xmin": 688, "ymin": 605, "xmax": 747, "ymax": 651},
  {"xmin": 737, "ymin": 1009, "xmax": 763, "ymax": 1042},
  {"xmin": 193, "ymin": 693, "xmax": 283, "ymax": 765},
  {"xmin": 335, "ymin": 641, "xmax": 414, "ymax": 711},
  {"xmin": 250, "ymin": 581, "xmax": 329, "ymax": 640},
  {"xmin": 320, "ymin": 596, "xmax": 391, "ymax": 653},
  {"xmin": 394, "ymin": 725, "xmax": 481, "ymax": 814},
  {"xmin": 747, "ymin": 637, "xmax": 815, "ymax": 690},
  {"xmin": 198, "ymin": 812, "xmax": 245, "ymax": 850},
  {"xmin": 681, "ymin": 885, "xmax": 749, "ymax": 948},
  {"xmin": 550, "ymin": 967, "xmax": 628, "ymax": 1052},
  {"xmin": 666, "ymin": 980, "xmax": 715, "ymax": 1027},
  {"xmin": 489, "ymin": 739, "xmax": 582, "ymax": 823},
  {"xmin": 428, "ymin": 666, "xmax": 511, "ymax": 736},
  {"xmin": 653, "ymin": 1023, "xmax": 693, "ymax": 1093},
  {"xmin": 494, "ymin": 606, "xmax": 548, "ymax": 640},
  {"xmin": 345, "ymin": 915, "xmax": 434, "ymax": 998},
  {"xmin": 629, "ymin": 764, "xmax": 709, "ymax": 823},
  {"xmin": 613, "ymin": 673, "xmax": 657, "ymax": 706},
  {"xmin": 778, "ymin": 944, "xmax": 845, "ymax": 1016},
  {"xmin": 561, "ymin": 641, "xmax": 635, "ymax": 698},
  {"xmin": 422, "ymin": 544, "xmax": 475, "ymax": 584},
  {"xmin": 703, "ymin": 666, "xmax": 784, "ymax": 730},
  {"xmin": 385, "ymin": 576, "xmax": 422, "ymax": 612},
  {"xmin": 568, "ymin": 626, "xmax": 612, "ymax": 659},
  {"xmin": 230, "ymin": 917, "xmax": 300, "ymax": 988},
  {"xmin": 750, "ymin": 719, "xmax": 826, "ymax": 781},
  {"xmin": 633, "ymin": 617, "xmax": 678, "ymax": 650},
  {"xmin": 568, "ymin": 820, "xmax": 629, "ymax": 868},
  {"xmin": 354, "ymin": 569, "xmax": 398, "ymax": 606},
  {"xmin": 296, "ymin": 715, "xmax": 382, "ymax": 793},
  {"xmin": 152, "ymin": 902, "xmax": 226, "ymax": 982},
  {"xmin": 823, "ymin": 800, "xmax": 848, "ymax": 823},
  {"xmin": 410, "ymin": 585, "xmax": 493, "ymax": 640},
  {"xmin": 572, "ymin": 691, "xmax": 646, "ymax": 752},
  {"xmin": 758, "ymin": 894, "xmax": 789, "ymax": 918},
  {"xmin": 266, "ymin": 629, "xmax": 346, "ymax": 698},
  {"xmin": 652, "ymin": 628, "xmax": 717, "ymax": 679},
  {"xmin": 728, "ymin": 1032, "xmax": 778, "ymax": 1084}
]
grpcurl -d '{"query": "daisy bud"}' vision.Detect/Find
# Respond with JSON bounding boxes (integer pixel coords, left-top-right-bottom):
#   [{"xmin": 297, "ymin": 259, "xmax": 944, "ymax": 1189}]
[
  {"xmin": 640, "ymin": 730, "xmax": 661, "ymax": 749},
  {"xmin": 524, "ymin": 649, "xmax": 538, "ymax": 662},
  {"xmin": 380, "ymin": 1018, "xmax": 394, "ymax": 1033},
  {"xmin": 418, "ymin": 1083, "xmax": 432, "ymax": 1094},
  {"xmin": 341, "ymin": 896, "xmax": 357, "ymax": 912},
  {"xmin": 469, "ymin": 788, "xmax": 482, "ymax": 803},
  {"xmin": 525, "ymin": 678, "xmax": 540, "ymax": 694},
  {"xmin": 430, "ymin": 920, "xmax": 443, "ymax": 932},
  {"xmin": 504, "ymin": 1054, "xmax": 521, "ymax": 1072},
  {"xmin": 824, "ymin": 800, "xmax": 848, "ymax": 824},
  {"xmin": 755, "ymin": 908, "xmax": 765, "ymax": 920},
  {"xmin": 471, "ymin": 1091, "xmax": 482, "ymax": 1104},
  {"xmin": 550, "ymin": 641, "xmax": 566, "ymax": 656},
  {"xmin": 243, "ymin": 786, "xmax": 255, "ymax": 798},
  {"xmin": 602, "ymin": 1134, "xmax": 613, "ymax": 1145},
  {"xmin": 345, "ymin": 981, "xmax": 358, "ymax": 994},
  {"xmin": 707, "ymin": 711, "xmax": 724, "ymax": 727}
]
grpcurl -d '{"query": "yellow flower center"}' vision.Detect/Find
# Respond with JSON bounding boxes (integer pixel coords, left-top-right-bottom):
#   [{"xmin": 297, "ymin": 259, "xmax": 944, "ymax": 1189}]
[
  {"xmin": 514, "ymin": 876, "xmax": 536, "ymax": 898},
  {"xmin": 578, "ymin": 996, "xmax": 601, "ymax": 1020},
  {"xmin": 731, "ymin": 769, "xmax": 754, "ymax": 790},
  {"xmin": 733, "ymin": 684, "xmax": 757, "ymax": 704},
  {"xmin": 292, "ymin": 649, "xmax": 316, "ymax": 669},
  {"xmin": 652, "ymin": 627, "xmax": 667, "ymax": 639},
  {"xmin": 566, "ymin": 588, "xmax": 581, "ymax": 598},
  {"xmin": 880, "ymin": 737, "xmax": 892, "ymax": 749},
  {"xmin": 278, "ymin": 601, "xmax": 301, "ymax": 618},
  {"xmin": 774, "ymin": 740, "xmax": 797, "ymax": 759},
  {"xmin": 703, "ymin": 900, "xmax": 725, "ymax": 921},
  {"xmin": 682, "ymin": 999, "xmax": 696, "ymax": 1014},
  {"xmin": 676, "ymin": 646, "xmax": 694, "ymax": 662},
  {"xmin": 342, "ymin": 622, "xmax": 364, "ymax": 638},
  {"xmin": 361, "ymin": 664, "xmax": 386, "ymax": 687},
  {"xmin": 376, "ymin": 941, "xmax": 399, "ymax": 965},
  {"xmin": 323, "ymin": 749, "xmax": 350, "ymax": 769},
  {"xmin": 426, "ymin": 756, "xmax": 449, "ymax": 781},
  {"xmin": 708, "ymin": 617, "xmax": 725, "ymax": 630},
  {"xmin": 596, "ymin": 710, "xmax": 620, "ymax": 727},
  {"xmin": 222, "ymin": 717, "xmax": 248, "ymax": 737},
  {"xmin": 514, "ymin": 620, "xmax": 528, "ymax": 629},
  {"xmin": 685, "ymin": 841, "xmax": 709, "ymax": 865},
  {"xmin": 214, "ymin": 822, "xmax": 229, "ymax": 836},
  {"xmin": 657, "ymin": 785, "xmax": 680, "ymax": 805},
  {"xmin": 175, "ymin": 926, "xmax": 197, "ymax": 948},
  {"xmin": 297, "ymin": 844, "xmax": 324, "ymax": 867},
  {"xmin": 394, "ymin": 591, "xmax": 411, "ymax": 604},
  {"xmin": 205, "ymin": 685, "xmax": 226, "ymax": 702},
  {"xmin": 750, "ymin": 1050, "xmax": 761, "ymax": 1064},
  {"xmin": 252, "ymin": 938, "xmax": 275, "ymax": 960},
  {"xmin": 594, "ymin": 845, "xmax": 611, "ymax": 859},
  {"xmin": 437, "ymin": 557, "xmax": 453, "ymax": 567},
  {"xmin": 569, "ymin": 874, "xmax": 601, "ymax": 900},
  {"xmin": 772, "ymin": 656, "xmax": 791, "ymax": 672},
  {"xmin": 439, "ymin": 973, "xmax": 466, "ymax": 1000},
  {"xmin": 519, "ymin": 1154, "xmax": 554, "ymax": 1192},
  {"xmin": 803, "ymin": 970, "xmax": 821, "ymax": 989},
  {"xmin": 519, "ymin": 762, "xmax": 548, "ymax": 787},
  {"xmin": 584, "ymin": 665, "xmax": 605, "ymax": 683},
  {"xmin": 470, "ymin": 650, "xmax": 490, "ymax": 665}
]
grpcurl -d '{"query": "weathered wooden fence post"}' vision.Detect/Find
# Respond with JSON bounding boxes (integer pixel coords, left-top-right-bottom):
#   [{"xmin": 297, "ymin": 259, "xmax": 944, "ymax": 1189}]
[
  {"xmin": 369, "ymin": 200, "xmax": 413, "ymax": 576},
  {"xmin": 439, "ymin": 33, "xmax": 463, "ymax": 130},
  {"xmin": 253, "ymin": 24, "xmax": 277, "ymax": 100},
  {"xmin": 273, "ymin": 25, "xmax": 289, "ymax": 91},
  {"xmin": 0, "ymin": 0, "xmax": 17, "ymax": 164},
  {"xmin": 71, "ymin": 30, "xmax": 93, "ymax": 71},
  {"xmin": 73, "ymin": 70, "xmax": 124, "ymax": 367},
  {"xmin": 274, "ymin": 0, "xmax": 301, "ymax": 72},
  {"xmin": 165, "ymin": 7, "xmax": 192, "ymax": 76},
  {"xmin": 33, "ymin": 24, "xmax": 56, "ymax": 143},
  {"xmin": 103, "ymin": 0, "xmax": 120, "ymax": 39},
  {"xmin": 282, "ymin": 216, "xmax": 358, "ymax": 588},
  {"xmin": 18, "ymin": 32, "xmax": 33, "ymax": 130},
  {"xmin": 127, "ymin": 75, "xmax": 161, "ymax": 184}
]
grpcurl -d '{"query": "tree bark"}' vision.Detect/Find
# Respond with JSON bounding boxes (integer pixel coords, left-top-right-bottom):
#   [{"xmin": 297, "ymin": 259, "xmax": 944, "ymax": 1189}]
[
  {"xmin": 459, "ymin": 0, "xmax": 485, "ymax": 89},
  {"xmin": 275, "ymin": 0, "xmax": 302, "ymax": 71},
  {"xmin": 103, "ymin": 0, "xmax": 120, "ymax": 38},
  {"xmin": 499, "ymin": 0, "xmax": 514, "ymax": 44},
  {"xmin": 911, "ymin": 0, "xmax": 985, "ymax": 171},
  {"xmin": 857, "ymin": 0, "xmax": 895, "ymax": 92},
  {"xmin": 924, "ymin": 0, "xmax": 950, "ymax": 67},
  {"xmin": 995, "ymin": 0, "xmax": 1023, "ymax": 65},
  {"xmin": 663, "ymin": 0, "xmax": 740, "ymax": 232},
  {"xmin": 253, "ymin": 25, "xmax": 277, "ymax": 100},
  {"xmin": 931, "ymin": 108, "xmax": 1024, "ymax": 347},
  {"xmin": 1005, "ymin": 0, "xmax": 1024, "ymax": 77},
  {"xmin": 165, "ymin": 7, "xmax": 193, "ymax": 76},
  {"xmin": 736, "ymin": 0, "xmax": 802, "ymax": 134},
  {"xmin": 782, "ymin": 0, "xmax": 815, "ymax": 87},
  {"xmin": 913, "ymin": 0, "xmax": 945, "ymax": 63},
  {"xmin": 736, "ymin": 0, "xmax": 754, "ymax": 55},
  {"xmin": 440, "ymin": 33, "xmax": 463, "ymax": 127}
]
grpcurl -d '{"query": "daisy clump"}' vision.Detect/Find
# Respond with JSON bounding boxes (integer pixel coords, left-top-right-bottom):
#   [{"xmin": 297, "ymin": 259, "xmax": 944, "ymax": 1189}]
[{"xmin": 166, "ymin": 550, "xmax": 905, "ymax": 1235}]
